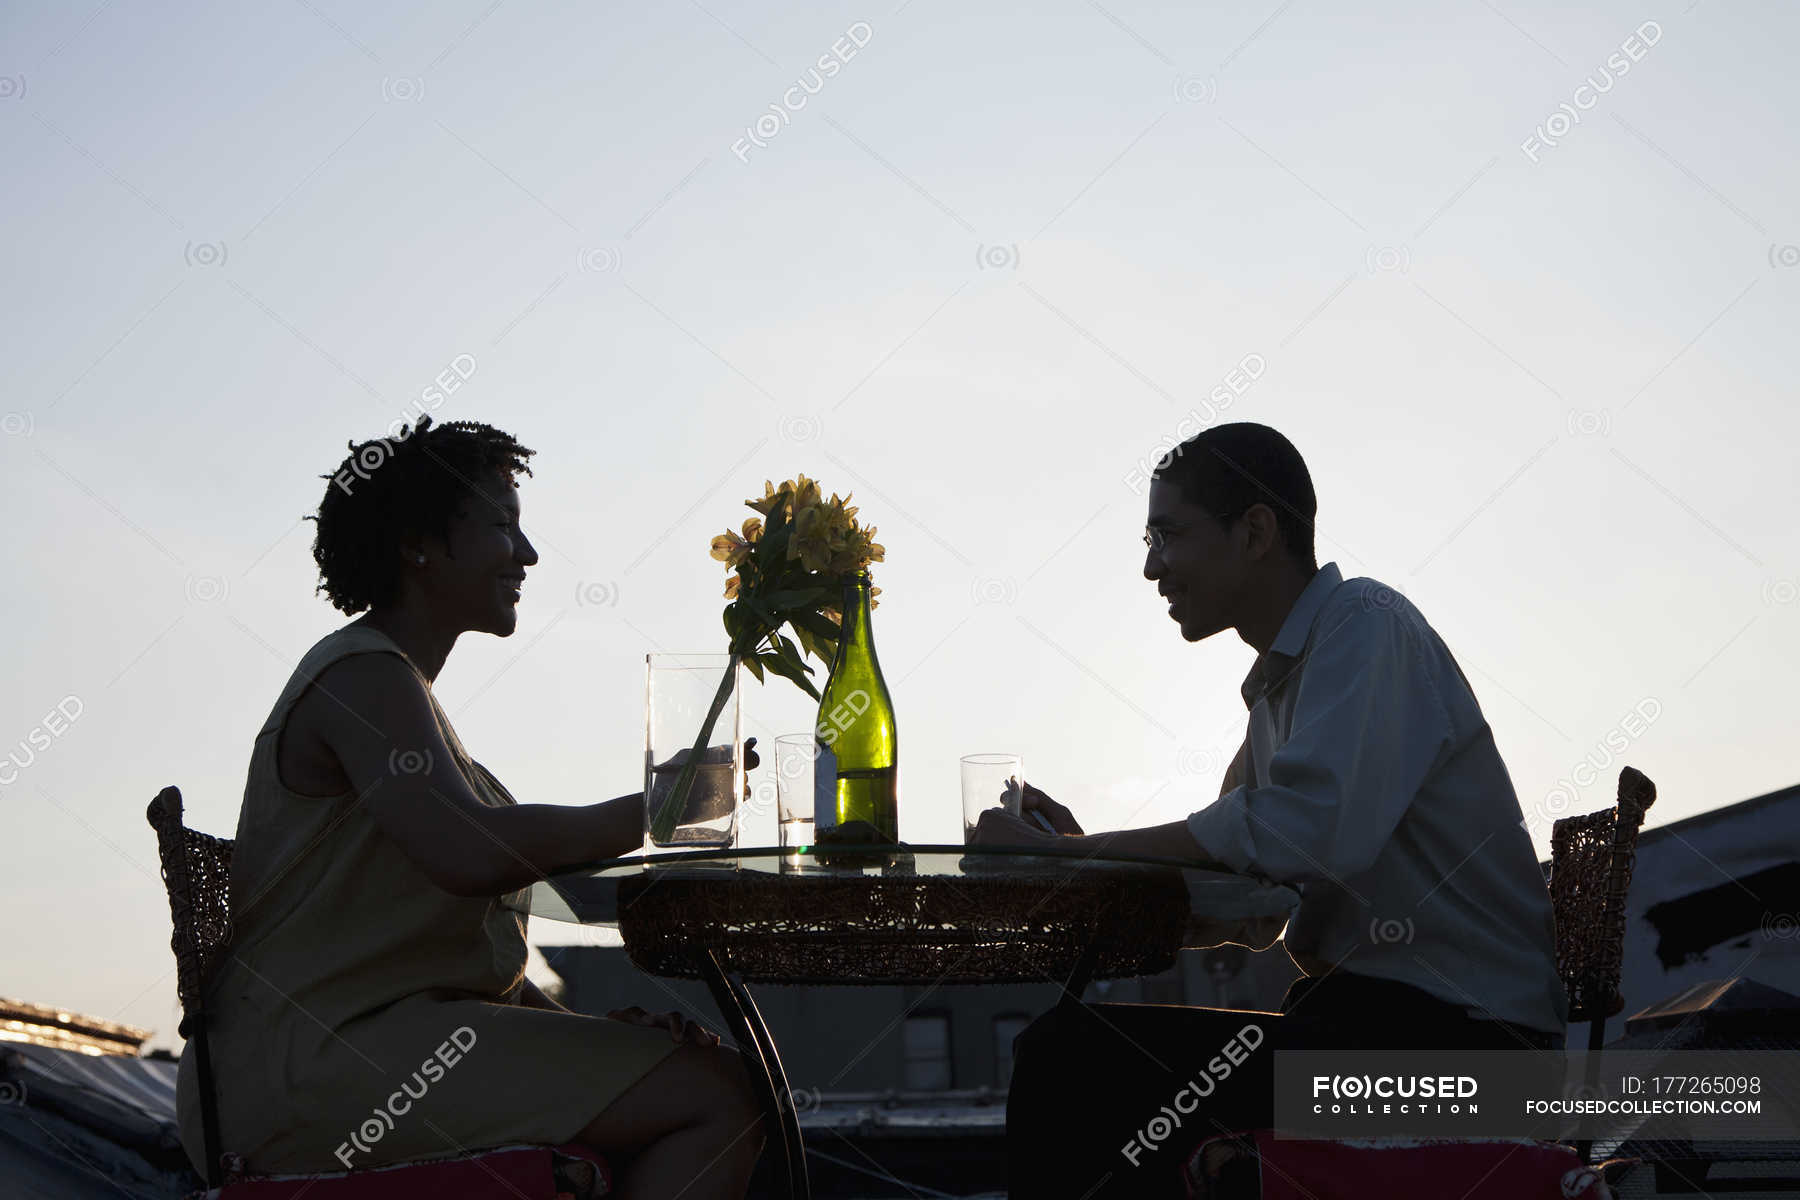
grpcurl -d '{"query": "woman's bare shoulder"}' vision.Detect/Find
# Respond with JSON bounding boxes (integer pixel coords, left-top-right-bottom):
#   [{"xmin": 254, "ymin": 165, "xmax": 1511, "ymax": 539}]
[{"xmin": 280, "ymin": 650, "xmax": 426, "ymax": 794}]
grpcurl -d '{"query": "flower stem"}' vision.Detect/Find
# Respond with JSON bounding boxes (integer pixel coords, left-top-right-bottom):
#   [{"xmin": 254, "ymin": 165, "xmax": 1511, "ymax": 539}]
[{"xmin": 648, "ymin": 653, "xmax": 741, "ymax": 844}]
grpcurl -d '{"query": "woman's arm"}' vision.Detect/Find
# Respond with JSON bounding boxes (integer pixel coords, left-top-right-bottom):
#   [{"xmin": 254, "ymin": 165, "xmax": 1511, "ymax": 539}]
[{"xmin": 314, "ymin": 653, "xmax": 647, "ymax": 896}]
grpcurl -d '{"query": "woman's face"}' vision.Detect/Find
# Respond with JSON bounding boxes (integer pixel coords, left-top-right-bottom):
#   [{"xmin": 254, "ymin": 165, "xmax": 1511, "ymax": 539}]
[{"xmin": 422, "ymin": 471, "xmax": 538, "ymax": 636}]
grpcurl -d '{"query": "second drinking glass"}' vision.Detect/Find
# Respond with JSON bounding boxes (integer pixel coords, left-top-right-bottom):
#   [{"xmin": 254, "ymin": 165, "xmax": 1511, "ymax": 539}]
[
  {"xmin": 774, "ymin": 733, "xmax": 817, "ymax": 862},
  {"xmin": 960, "ymin": 753, "xmax": 1025, "ymax": 842}
]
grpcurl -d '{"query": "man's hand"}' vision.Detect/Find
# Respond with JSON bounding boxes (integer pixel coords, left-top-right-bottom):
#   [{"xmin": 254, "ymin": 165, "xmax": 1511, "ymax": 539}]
[
  {"xmin": 970, "ymin": 783, "xmax": 1086, "ymax": 843},
  {"xmin": 606, "ymin": 1006, "xmax": 721, "ymax": 1047},
  {"xmin": 970, "ymin": 807, "xmax": 1061, "ymax": 847},
  {"xmin": 1021, "ymin": 783, "xmax": 1084, "ymax": 835}
]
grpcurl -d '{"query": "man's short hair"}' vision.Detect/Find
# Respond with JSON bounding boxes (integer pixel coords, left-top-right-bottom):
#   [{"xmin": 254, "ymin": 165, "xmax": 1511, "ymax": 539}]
[{"xmin": 1151, "ymin": 422, "xmax": 1317, "ymax": 569}]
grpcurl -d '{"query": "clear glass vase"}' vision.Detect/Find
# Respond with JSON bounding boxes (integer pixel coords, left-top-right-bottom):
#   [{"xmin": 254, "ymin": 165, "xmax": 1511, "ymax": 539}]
[{"xmin": 644, "ymin": 652, "xmax": 741, "ymax": 849}]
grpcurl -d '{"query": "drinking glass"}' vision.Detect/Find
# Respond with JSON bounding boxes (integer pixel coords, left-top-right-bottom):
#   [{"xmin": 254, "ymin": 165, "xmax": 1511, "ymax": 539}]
[
  {"xmin": 644, "ymin": 653, "xmax": 741, "ymax": 848},
  {"xmin": 774, "ymin": 733, "xmax": 816, "ymax": 862},
  {"xmin": 961, "ymin": 753, "xmax": 1025, "ymax": 842}
]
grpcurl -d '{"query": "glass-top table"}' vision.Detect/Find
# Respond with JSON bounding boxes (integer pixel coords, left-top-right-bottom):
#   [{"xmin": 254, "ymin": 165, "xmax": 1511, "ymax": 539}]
[
  {"xmin": 526, "ymin": 843, "xmax": 1298, "ymax": 982},
  {"xmin": 523, "ymin": 843, "xmax": 1299, "ymax": 1200}
]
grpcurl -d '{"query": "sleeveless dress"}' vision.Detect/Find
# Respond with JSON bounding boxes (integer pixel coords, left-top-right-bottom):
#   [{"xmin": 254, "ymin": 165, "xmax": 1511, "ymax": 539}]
[{"xmin": 175, "ymin": 623, "xmax": 676, "ymax": 1174}]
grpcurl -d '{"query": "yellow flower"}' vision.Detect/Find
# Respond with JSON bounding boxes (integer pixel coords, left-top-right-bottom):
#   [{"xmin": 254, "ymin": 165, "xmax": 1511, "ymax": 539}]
[
  {"xmin": 710, "ymin": 529, "xmax": 751, "ymax": 569},
  {"xmin": 722, "ymin": 476, "xmax": 883, "ymax": 599},
  {"xmin": 796, "ymin": 508, "xmax": 882, "ymax": 574},
  {"xmin": 831, "ymin": 495, "xmax": 859, "ymax": 530},
  {"xmin": 789, "ymin": 503, "xmax": 844, "ymax": 572},
  {"xmin": 818, "ymin": 495, "xmax": 857, "ymax": 544},
  {"xmin": 746, "ymin": 480, "xmax": 783, "ymax": 517},
  {"xmin": 792, "ymin": 474, "xmax": 822, "ymax": 510},
  {"xmin": 832, "ymin": 524, "xmax": 880, "ymax": 567},
  {"xmin": 724, "ymin": 574, "xmax": 742, "ymax": 599}
]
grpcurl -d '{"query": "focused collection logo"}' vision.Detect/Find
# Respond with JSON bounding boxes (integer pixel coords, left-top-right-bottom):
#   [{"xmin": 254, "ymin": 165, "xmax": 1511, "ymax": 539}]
[{"xmin": 1312, "ymin": 1073, "xmax": 1479, "ymax": 1114}]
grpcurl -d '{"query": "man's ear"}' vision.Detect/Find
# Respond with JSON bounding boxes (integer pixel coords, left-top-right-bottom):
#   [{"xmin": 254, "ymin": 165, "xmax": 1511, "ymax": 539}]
[{"xmin": 1241, "ymin": 502, "xmax": 1282, "ymax": 560}]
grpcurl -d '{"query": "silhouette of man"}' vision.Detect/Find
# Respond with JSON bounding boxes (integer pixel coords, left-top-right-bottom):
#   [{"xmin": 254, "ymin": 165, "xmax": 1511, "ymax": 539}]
[{"xmin": 975, "ymin": 423, "xmax": 1566, "ymax": 1198}]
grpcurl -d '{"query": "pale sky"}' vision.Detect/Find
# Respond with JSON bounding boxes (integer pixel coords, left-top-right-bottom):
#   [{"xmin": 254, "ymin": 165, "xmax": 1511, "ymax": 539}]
[{"xmin": 5, "ymin": 1, "xmax": 1796, "ymax": 1052}]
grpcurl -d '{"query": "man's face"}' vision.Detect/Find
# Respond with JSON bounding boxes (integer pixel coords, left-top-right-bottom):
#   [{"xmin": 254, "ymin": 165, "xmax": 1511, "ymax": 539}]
[{"xmin": 1143, "ymin": 478, "xmax": 1245, "ymax": 643}]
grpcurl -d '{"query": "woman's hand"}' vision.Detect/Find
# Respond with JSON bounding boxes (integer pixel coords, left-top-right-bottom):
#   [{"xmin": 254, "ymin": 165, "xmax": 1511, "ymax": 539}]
[{"xmin": 606, "ymin": 1006, "xmax": 721, "ymax": 1047}]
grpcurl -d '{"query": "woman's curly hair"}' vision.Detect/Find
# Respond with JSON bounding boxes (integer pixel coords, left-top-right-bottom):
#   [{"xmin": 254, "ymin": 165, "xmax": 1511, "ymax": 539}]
[{"xmin": 307, "ymin": 417, "xmax": 536, "ymax": 615}]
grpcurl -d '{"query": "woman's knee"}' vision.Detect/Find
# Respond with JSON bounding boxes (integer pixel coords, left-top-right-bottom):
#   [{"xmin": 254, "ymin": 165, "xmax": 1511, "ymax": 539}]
[
  {"xmin": 690, "ymin": 1044, "xmax": 766, "ymax": 1172},
  {"xmin": 698, "ymin": 1043, "xmax": 763, "ymax": 1128},
  {"xmin": 572, "ymin": 1042, "xmax": 763, "ymax": 1154}
]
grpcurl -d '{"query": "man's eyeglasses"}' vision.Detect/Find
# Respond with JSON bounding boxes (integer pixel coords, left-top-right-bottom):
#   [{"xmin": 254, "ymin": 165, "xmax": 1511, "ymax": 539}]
[
  {"xmin": 1144, "ymin": 511, "xmax": 1244, "ymax": 551},
  {"xmin": 1143, "ymin": 525, "xmax": 1183, "ymax": 552}
]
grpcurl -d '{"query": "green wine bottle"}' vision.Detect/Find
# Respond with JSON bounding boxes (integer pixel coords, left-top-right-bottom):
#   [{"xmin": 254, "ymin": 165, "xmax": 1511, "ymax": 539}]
[{"xmin": 814, "ymin": 570, "xmax": 898, "ymax": 842}]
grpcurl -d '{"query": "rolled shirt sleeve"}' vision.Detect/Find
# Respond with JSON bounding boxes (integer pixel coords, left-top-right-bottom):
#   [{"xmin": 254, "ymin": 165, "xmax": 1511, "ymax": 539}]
[{"xmin": 1186, "ymin": 604, "xmax": 1456, "ymax": 885}]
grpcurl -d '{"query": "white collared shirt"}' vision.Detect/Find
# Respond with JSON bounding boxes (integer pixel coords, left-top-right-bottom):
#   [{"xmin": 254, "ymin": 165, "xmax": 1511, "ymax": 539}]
[{"xmin": 1187, "ymin": 562, "xmax": 1569, "ymax": 1035}]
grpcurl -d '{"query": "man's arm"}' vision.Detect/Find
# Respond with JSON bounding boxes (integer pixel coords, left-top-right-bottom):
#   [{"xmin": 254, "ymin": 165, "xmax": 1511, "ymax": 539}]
[
  {"xmin": 1185, "ymin": 603, "xmax": 1456, "ymax": 885},
  {"xmin": 973, "ymin": 807, "xmax": 1237, "ymax": 871},
  {"xmin": 1067, "ymin": 820, "xmax": 1237, "ymax": 870},
  {"xmin": 1217, "ymin": 733, "xmax": 1250, "ymax": 797}
]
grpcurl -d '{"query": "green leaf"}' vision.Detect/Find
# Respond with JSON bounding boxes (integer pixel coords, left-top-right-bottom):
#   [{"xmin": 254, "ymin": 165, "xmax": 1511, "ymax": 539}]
[
  {"xmin": 741, "ymin": 595, "xmax": 779, "ymax": 630},
  {"xmin": 762, "ymin": 503, "xmax": 792, "ymax": 549},
  {"xmin": 771, "ymin": 632, "xmax": 813, "ymax": 677},
  {"xmin": 766, "ymin": 587, "xmax": 829, "ymax": 609},
  {"xmin": 742, "ymin": 654, "xmax": 766, "ymax": 683},
  {"xmin": 789, "ymin": 608, "xmax": 841, "ymax": 644},
  {"xmin": 760, "ymin": 650, "xmax": 822, "ymax": 701},
  {"xmin": 785, "ymin": 613, "xmax": 837, "ymax": 666}
]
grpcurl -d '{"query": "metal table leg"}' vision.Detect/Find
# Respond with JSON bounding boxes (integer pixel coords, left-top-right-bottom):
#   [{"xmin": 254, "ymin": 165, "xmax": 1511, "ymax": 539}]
[
  {"xmin": 700, "ymin": 948, "xmax": 812, "ymax": 1200},
  {"xmin": 1060, "ymin": 927, "xmax": 1104, "ymax": 1006}
]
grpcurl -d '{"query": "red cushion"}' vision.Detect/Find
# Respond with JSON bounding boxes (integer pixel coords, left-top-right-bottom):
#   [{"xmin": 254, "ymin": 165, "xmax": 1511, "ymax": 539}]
[
  {"xmin": 217, "ymin": 1143, "xmax": 609, "ymax": 1199},
  {"xmin": 1185, "ymin": 1131, "xmax": 1608, "ymax": 1200}
]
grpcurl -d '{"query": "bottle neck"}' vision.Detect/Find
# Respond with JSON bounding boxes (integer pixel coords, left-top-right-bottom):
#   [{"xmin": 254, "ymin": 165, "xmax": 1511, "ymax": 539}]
[{"xmin": 836, "ymin": 574, "xmax": 877, "ymax": 668}]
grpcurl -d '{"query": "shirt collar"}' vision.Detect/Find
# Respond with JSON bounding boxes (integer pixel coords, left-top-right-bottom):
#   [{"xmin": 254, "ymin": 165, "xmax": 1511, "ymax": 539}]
[{"xmin": 1239, "ymin": 561, "xmax": 1344, "ymax": 709}]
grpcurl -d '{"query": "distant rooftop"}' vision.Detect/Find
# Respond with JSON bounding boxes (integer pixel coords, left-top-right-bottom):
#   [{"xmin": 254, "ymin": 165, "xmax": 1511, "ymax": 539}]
[
  {"xmin": 1635, "ymin": 780, "xmax": 1800, "ymax": 846},
  {"xmin": 1538, "ymin": 779, "xmax": 1800, "ymax": 872},
  {"xmin": 0, "ymin": 996, "xmax": 152, "ymax": 1057}
]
